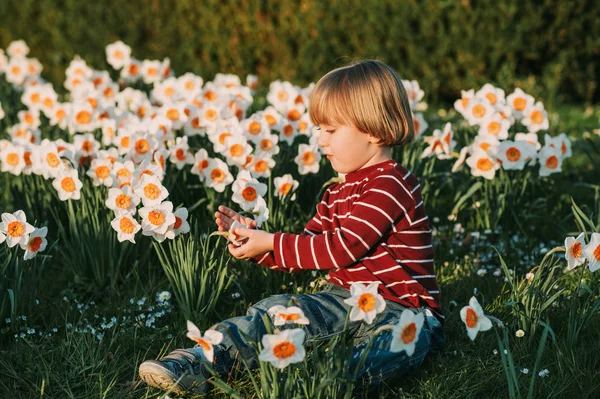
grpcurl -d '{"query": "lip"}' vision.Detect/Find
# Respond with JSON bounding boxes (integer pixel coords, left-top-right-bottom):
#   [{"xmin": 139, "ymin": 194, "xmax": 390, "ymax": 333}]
[{"xmin": 325, "ymin": 154, "xmax": 333, "ymax": 159}]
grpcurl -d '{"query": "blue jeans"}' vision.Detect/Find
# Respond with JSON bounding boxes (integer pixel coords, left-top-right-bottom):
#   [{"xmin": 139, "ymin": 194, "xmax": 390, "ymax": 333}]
[{"xmin": 197, "ymin": 284, "xmax": 445, "ymax": 387}]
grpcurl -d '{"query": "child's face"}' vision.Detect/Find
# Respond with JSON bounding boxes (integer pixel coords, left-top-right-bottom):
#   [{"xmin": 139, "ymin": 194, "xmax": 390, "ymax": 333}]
[{"xmin": 317, "ymin": 123, "xmax": 382, "ymax": 174}]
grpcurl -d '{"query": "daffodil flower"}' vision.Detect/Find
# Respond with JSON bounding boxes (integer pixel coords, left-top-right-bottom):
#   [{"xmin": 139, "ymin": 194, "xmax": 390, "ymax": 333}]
[{"xmin": 460, "ymin": 296, "xmax": 492, "ymax": 340}]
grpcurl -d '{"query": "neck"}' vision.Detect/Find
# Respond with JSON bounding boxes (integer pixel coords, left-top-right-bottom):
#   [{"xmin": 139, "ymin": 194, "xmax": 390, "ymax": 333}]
[{"xmin": 359, "ymin": 146, "xmax": 393, "ymax": 170}]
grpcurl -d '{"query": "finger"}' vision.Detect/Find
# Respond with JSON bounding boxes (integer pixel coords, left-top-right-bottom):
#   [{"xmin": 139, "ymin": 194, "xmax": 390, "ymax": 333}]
[
  {"xmin": 234, "ymin": 227, "xmax": 253, "ymax": 237},
  {"xmin": 218, "ymin": 206, "xmax": 236, "ymax": 218}
]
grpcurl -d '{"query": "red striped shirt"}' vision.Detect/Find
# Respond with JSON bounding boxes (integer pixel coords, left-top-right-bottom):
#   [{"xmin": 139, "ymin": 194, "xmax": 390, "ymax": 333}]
[{"xmin": 255, "ymin": 160, "xmax": 443, "ymax": 322}]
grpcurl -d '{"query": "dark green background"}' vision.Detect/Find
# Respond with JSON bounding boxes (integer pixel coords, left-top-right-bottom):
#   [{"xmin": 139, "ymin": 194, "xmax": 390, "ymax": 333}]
[{"xmin": 1, "ymin": 0, "xmax": 598, "ymax": 106}]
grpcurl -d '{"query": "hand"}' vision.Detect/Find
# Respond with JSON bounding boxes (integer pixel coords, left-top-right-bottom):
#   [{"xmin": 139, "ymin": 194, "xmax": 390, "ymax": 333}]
[
  {"xmin": 227, "ymin": 227, "xmax": 275, "ymax": 260},
  {"xmin": 215, "ymin": 205, "xmax": 257, "ymax": 232}
]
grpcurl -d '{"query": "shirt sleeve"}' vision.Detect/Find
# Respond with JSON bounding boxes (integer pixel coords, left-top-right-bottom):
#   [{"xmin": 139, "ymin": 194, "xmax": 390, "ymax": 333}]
[
  {"xmin": 249, "ymin": 208, "xmax": 323, "ymax": 272},
  {"xmin": 272, "ymin": 176, "xmax": 416, "ymax": 270}
]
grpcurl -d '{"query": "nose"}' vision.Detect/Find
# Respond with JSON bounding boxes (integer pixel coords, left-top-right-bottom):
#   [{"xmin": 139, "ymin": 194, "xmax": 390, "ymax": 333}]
[{"xmin": 317, "ymin": 130, "xmax": 328, "ymax": 148}]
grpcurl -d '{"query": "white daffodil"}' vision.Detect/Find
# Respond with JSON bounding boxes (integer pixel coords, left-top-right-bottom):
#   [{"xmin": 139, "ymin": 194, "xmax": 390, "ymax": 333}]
[
  {"xmin": 256, "ymin": 133, "xmax": 281, "ymax": 158},
  {"xmin": 277, "ymin": 121, "xmax": 298, "ymax": 145},
  {"xmin": 86, "ymin": 158, "xmax": 114, "ymax": 187},
  {"xmin": 465, "ymin": 149, "xmax": 500, "ymax": 180},
  {"xmin": 106, "ymin": 186, "xmax": 140, "ymax": 215},
  {"xmin": 453, "ymin": 89, "xmax": 475, "ymax": 118},
  {"xmin": 190, "ymin": 149, "xmax": 211, "ymax": 183},
  {"xmin": 110, "ymin": 213, "xmax": 141, "ymax": 243},
  {"xmin": 506, "ymin": 88, "xmax": 535, "ymax": 119},
  {"xmin": 248, "ymin": 156, "xmax": 276, "ymax": 179},
  {"xmin": 52, "ymin": 169, "xmax": 83, "ymax": 201},
  {"xmin": 232, "ymin": 170, "xmax": 268, "ymax": 211},
  {"xmin": 421, "ymin": 122, "xmax": 455, "ymax": 160},
  {"xmin": 1, "ymin": 142, "xmax": 26, "ymax": 176},
  {"xmin": 521, "ymin": 102, "xmax": 549, "ymax": 133},
  {"xmin": 169, "ymin": 207, "xmax": 191, "ymax": 237},
  {"xmin": 267, "ymin": 305, "xmax": 310, "ymax": 326},
  {"xmin": 545, "ymin": 133, "xmax": 572, "ymax": 158},
  {"xmin": 258, "ymin": 328, "xmax": 306, "ymax": 369},
  {"xmin": 565, "ymin": 232, "xmax": 586, "ymax": 271},
  {"xmin": 538, "ymin": 145, "xmax": 562, "ymax": 177},
  {"xmin": 202, "ymin": 158, "xmax": 233, "ymax": 193},
  {"xmin": 460, "ymin": 296, "xmax": 492, "ymax": 340},
  {"xmin": 478, "ymin": 112, "xmax": 510, "ymax": 140},
  {"xmin": 583, "ymin": 232, "xmax": 600, "ymax": 272},
  {"xmin": 274, "ymin": 174, "xmax": 299, "ymax": 200},
  {"xmin": 106, "ymin": 41, "xmax": 132, "ymax": 70},
  {"xmin": 133, "ymin": 174, "xmax": 169, "ymax": 207},
  {"xmin": 343, "ymin": 282, "xmax": 386, "ymax": 325},
  {"xmin": 476, "ymin": 83, "xmax": 505, "ymax": 107},
  {"xmin": 22, "ymin": 226, "xmax": 48, "ymax": 260},
  {"xmin": 112, "ymin": 160, "xmax": 135, "ymax": 187},
  {"xmin": 451, "ymin": 146, "xmax": 470, "ymax": 173},
  {"xmin": 402, "ymin": 79, "xmax": 425, "ymax": 110},
  {"xmin": 241, "ymin": 116, "xmax": 270, "ymax": 144},
  {"xmin": 389, "ymin": 309, "xmax": 425, "ymax": 356},
  {"xmin": 412, "ymin": 112, "xmax": 429, "ymax": 139},
  {"xmin": 139, "ymin": 201, "xmax": 176, "ymax": 242},
  {"xmin": 168, "ymin": 136, "xmax": 194, "ymax": 170},
  {"xmin": 295, "ymin": 144, "xmax": 321, "ymax": 175},
  {"xmin": 223, "ymin": 135, "xmax": 252, "ymax": 167},
  {"xmin": 186, "ymin": 321, "xmax": 224, "ymax": 363},
  {"xmin": 0, "ymin": 210, "xmax": 35, "ymax": 248},
  {"xmin": 464, "ymin": 96, "xmax": 494, "ymax": 126},
  {"xmin": 496, "ymin": 140, "xmax": 534, "ymax": 171}
]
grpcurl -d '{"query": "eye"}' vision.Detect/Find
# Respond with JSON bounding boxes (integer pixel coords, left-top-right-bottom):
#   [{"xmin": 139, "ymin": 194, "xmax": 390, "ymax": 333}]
[{"xmin": 326, "ymin": 129, "xmax": 336, "ymax": 134}]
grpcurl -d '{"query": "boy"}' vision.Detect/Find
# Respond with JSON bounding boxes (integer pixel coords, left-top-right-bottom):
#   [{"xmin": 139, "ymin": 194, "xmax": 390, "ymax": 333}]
[{"xmin": 139, "ymin": 60, "xmax": 445, "ymax": 395}]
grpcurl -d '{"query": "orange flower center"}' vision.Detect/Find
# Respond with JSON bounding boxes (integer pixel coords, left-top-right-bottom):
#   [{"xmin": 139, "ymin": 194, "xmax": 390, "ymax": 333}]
[
  {"xmin": 24, "ymin": 152, "xmax": 32, "ymax": 166},
  {"xmin": 472, "ymin": 104, "xmax": 486, "ymax": 119},
  {"xmin": 174, "ymin": 216, "xmax": 183, "ymax": 230},
  {"xmin": 485, "ymin": 93, "xmax": 497, "ymax": 105},
  {"xmin": 280, "ymin": 313, "xmax": 299, "ymax": 321},
  {"xmin": 466, "ymin": 308, "xmax": 478, "ymax": 328},
  {"xmin": 166, "ymin": 109, "xmax": 179, "ymax": 121},
  {"xmin": 488, "ymin": 121, "xmax": 501, "ymax": 136},
  {"xmin": 477, "ymin": 158, "xmax": 493, "ymax": 171},
  {"xmin": 546, "ymin": 155, "xmax": 558, "ymax": 169},
  {"xmin": 248, "ymin": 121, "xmax": 262, "ymax": 135},
  {"xmin": 46, "ymin": 153, "xmax": 60, "ymax": 168},
  {"xmin": 561, "ymin": 142, "xmax": 567, "ymax": 155},
  {"xmin": 265, "ymin": 115, "xmax": 276, "ymax": 126},
  {"xmin": 144, "ymin": 183, "xmax": 161, "ymax": 200},
  {"xmin": 191, "ymin": 117, "xmax": 202, "ymax": 129},
  {"xmin": 479, "ymin": 143, "xmax": 491, "ymax": 152},
  {"xmin": 114, "ymin": 50, "xmax": 124, "ymax": 59},
  {"xmin": 593, "ymin": 245, "xmax": 600, "ymax": 261},
  {"xmin": 43, "ymin": 98, "xmax": 54, "ymax": 108},
  {"xmin": 24, "ymin": 113, "xmax": 34, "ymax": 125},
  {"xmin": 283, "ymin": 125, "xmax": 294, "ymax": 136},
  {"xmin": 254, "ymin": 160, "xmax": 268, "ymax": 173},
  {"xmin": 211, "ymin": 168, "xmax": 225, "ymax": 182},
  {"xmin": 129, "ymin": 64, "xmax": 139, "ymax": 75},
  {"xmin": 357, "ymin": 293, "xmax": 376, "ymax": 312},
  {"xmin": 76, "ymin": 110, "xmax": 92, "ymax": 125},
  {"xmin": 513, "ymin": 97, "xmax": 526, "ymax": 111},
  {"xmin": 198, "ymin": 159, "xmax": 209, "ymax": 171},
  {"xmin": 115, "ymin": 194, "xmax": 131, "ymax": 209},
  {"xmin": 117, "ymin": 168, "xmax": 132, "ymax": 179},
  {"xmin": 506, "ymin": 147, "xmax": 521, "ymax": 162},
  {"xmin": 302, "ymin": 151, "xmax": 315, "ymax": 165},
  {"xmin": 29, "ymin": 236, "xmax": 43, "ymax": 252},
  {"xmin": 277, "ymin": 91, "xmax": 289, "ymax": 102},
  {"xmin": 242, "ymin": 187, "xmax": 257, "ymax": 201},
  {"xmin": 176, "ymin": 149, "xmax": 187, "ymax": 161},
  {"xmin": 6, "ymin": 153, "xmax": 19, "ymax": 166},
  {"xmin": 287, "ymin": 109, "xmax": 301, "ymax": 121},
  {"xmin": 230, "ymin": 144, "xmax": 244, "ymax": 157},
  {"xmin": 95, "ymin": 165, "xmax": 110, "ymax": 179},
  {"xmin": 205, "ymin": 109, "xmax": 218, "ymax": 121},
  {"xmin": 280, "ymin": 182, "xmax": 292, "ymax": 195},
  {"xmin": 401, "ymin": 322, "xmax": 417, "ymax": 344},
  {"xmin": 148, "ymin": 210, "xmax": 165, "ymax": 226},
  {"xmin": 461, "ymin": 98, "xmax": 469, "ymax": 109},
  {"xmin": 531, "ymin": 110, "xmax": 543, "ymax": 124},
  {"xmin": 273, "ymin": 341, "xmax": 296, "ymax": 359},
  {"xmin": 204, "ymin": 91, "xmax": 216, "ymax": 101},
  {"xmin": 570, "ymin": 242, "xmax": 582, "ymax": 258},
  {"xmin": 120, "ymin": 136, "xmax": 131, "ymax": 148},
  {"xmin": 193, "ymin": 338, "xmax": 211, "ymax": 352},
  {"xmin": 218, "ymin": 132, "xmax": 232, "ymax": 145},
  {"xmin": 119, "ymin": 217, "xmax": 135, "ymax": 234},
  {"xmin": 82, "ymin": 140, "xmax": 94, "ymax": 153},
  {"xmin": 260, "ymin": 139, "xmax": 273, "ymax": 151},
  {"xmin": 7, "ymin": 221, "xmax": 25, "ymax": 237},
  {"xmin": 61, "ymin": 177, "xmax": 76, "ymax": 192},
  {"xmin": 56, "ymin": 109, "xmax": 66, "ymax": 120},
  {"xmin": 147, "ymin": 67, "xmax": 158, "ymax": 76},
  {"xmin": 135, "ymin": 139, "xmax": 150, "ymax": 154}
]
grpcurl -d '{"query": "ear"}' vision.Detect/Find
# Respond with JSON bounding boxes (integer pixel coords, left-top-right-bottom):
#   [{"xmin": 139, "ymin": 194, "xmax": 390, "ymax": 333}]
[{"xmin": 367, "ymin": 134, "xmax": 381, "ymax": 144}]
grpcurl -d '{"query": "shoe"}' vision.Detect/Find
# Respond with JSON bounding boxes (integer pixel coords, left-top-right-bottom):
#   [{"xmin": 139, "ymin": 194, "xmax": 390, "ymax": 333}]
[{"xmin": 139, "ymin": 348, "xmax": 210, "ymax": 395}]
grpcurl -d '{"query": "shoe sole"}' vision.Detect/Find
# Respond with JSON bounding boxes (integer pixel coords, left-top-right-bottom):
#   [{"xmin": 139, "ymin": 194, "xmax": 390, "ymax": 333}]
[{"xmin": 139, "ymin": 360, "xmax": 190, "ymax": 395}]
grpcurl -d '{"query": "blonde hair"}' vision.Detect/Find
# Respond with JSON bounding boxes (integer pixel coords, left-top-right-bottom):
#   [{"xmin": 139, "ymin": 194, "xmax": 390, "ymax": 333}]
[{"xmin": 309, "ymin": 60, "xmax": 415, "ymax": 146}]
